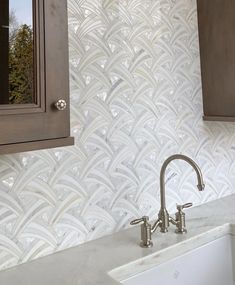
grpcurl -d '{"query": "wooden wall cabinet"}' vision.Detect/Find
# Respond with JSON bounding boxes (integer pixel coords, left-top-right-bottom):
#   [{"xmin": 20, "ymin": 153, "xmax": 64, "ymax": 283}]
[
  {"xmin": 0, "ymin": 0, "xmax": 74, "ymax": 155},
  {"xmin": 197, "ymin": 0, "xmax": 235, "ymax": 121}
]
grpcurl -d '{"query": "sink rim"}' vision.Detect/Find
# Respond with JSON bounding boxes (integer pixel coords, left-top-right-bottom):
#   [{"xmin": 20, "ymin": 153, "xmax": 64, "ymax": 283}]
[{"xmin": 109, "ymin": 223, "xmax": 235, "ymax": 283}]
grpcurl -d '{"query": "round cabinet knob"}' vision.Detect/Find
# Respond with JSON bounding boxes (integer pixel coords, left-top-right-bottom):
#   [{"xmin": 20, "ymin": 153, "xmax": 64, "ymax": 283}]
[{"xmin": 55, "ymin": 99, "xmax": 67, "ymax": 111}]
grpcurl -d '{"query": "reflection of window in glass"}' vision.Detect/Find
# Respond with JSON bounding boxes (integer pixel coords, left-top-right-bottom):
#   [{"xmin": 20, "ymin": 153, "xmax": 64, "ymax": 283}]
[{"xmin": 0, "ymin": 0, "xmax": 34, "ymax": 105}]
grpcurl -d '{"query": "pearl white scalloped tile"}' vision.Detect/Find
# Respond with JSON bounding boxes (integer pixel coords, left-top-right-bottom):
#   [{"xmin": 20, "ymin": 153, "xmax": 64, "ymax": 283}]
[{"xmin": 0, "ymin": 0, "xmax": 235, "ymax": 271}]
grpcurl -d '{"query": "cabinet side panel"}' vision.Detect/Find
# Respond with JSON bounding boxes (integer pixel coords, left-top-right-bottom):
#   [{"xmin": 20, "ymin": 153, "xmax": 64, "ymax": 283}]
[{"xmin": 197, "ymin": 0, "xmax": 235, "ymax": 117}]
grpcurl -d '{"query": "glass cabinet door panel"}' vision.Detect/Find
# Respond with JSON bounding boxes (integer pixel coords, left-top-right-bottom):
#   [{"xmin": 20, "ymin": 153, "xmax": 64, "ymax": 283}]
[{"xmin": 0, "ymin": 0, "xmax": 34, "ymax": 105}]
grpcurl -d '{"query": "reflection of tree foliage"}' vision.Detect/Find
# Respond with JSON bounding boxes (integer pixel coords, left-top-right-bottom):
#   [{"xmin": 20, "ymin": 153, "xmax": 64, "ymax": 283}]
[
  {"xmin": 9, "ymin": 24, "xmax": 33, "ymax": 104},
  {"xmin": 9, "ymin": 9, "xmax": 19, "ymax": 45}
]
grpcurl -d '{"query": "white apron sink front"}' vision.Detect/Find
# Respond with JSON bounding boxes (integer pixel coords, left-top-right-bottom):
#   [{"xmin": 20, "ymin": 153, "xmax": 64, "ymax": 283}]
[{"xmin": 110, "ymin": 224, "xmax": 235, "ymax": 285}]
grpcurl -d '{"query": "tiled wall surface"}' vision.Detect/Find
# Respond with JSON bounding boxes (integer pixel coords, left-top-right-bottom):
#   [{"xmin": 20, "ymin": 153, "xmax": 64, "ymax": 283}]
[{"xmin": 0, "ymin": 0, "xmax": 235, "ymax": 271}]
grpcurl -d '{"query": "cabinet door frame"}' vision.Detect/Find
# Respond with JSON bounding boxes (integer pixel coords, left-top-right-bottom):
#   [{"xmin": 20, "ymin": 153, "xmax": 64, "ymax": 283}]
[{"xmin": 0, "ymin": 0, "xmax": 72, "ymax": 147}]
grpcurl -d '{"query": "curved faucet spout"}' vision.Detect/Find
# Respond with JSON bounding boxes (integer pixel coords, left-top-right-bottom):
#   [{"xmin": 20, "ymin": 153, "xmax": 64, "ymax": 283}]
[{"xmin": 158, "ymin": 154, "xmax": 205, "ymax": 232}]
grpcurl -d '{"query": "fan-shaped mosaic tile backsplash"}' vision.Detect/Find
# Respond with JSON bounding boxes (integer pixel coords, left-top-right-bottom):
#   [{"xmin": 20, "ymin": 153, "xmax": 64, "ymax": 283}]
[{"xmin": 0, "ymin": 0, "xmax": 235, "ymax": 271}]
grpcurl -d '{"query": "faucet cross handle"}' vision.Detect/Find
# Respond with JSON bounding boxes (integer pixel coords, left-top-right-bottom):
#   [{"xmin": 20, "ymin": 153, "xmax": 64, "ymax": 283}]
[
  {"xmin": 130, "ymin": 216, "xmax": 153, "ymax": 248},
  {"xmin": 174, "ymin": 202, "xmax": 193, "ymax": 234}
]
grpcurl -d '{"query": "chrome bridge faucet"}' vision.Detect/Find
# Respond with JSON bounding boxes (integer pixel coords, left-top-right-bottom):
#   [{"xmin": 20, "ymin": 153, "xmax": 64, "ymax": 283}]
[{"xmin": 131, "ymin": 154, "xmax": 205, "ymax": 248}]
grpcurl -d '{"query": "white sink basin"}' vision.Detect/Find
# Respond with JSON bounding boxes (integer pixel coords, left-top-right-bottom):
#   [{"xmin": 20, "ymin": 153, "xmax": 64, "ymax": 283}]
[{"xmin": 110, "ymin": 225, "xmax": 235, "ymax": 285}]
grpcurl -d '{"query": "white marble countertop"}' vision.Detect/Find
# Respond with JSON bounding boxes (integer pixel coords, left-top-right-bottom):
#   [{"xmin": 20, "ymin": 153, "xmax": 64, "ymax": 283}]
[{"xmin": 1, "ymin": 194, "xmax": 235, "ymax": 285}]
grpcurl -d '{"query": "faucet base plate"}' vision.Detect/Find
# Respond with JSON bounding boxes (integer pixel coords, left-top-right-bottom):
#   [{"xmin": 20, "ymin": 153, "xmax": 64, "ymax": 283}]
[
  {"xmin": 175, "ymin": 229, "xmax": 187, "ymax": 234},
  {"xmin": 140, "ymin": 241, "xmax": 153, "ymax": 248}
]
